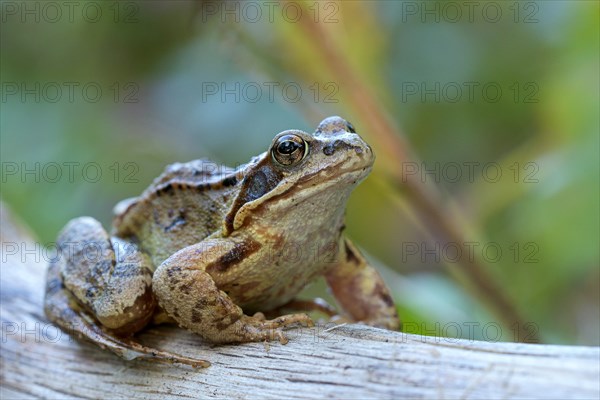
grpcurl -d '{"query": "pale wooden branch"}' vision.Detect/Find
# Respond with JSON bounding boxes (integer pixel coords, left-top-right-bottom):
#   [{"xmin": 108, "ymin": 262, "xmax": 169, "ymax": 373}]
[{"xmin": 1, "ymin": 204, "xmax": 598, "ymax": 400}]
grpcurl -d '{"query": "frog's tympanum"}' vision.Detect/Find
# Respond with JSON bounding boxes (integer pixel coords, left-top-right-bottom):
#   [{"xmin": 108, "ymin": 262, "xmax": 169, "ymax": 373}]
[{"xmin": 44, "ymin": 116, "xmax": 399, "ymax": 367}]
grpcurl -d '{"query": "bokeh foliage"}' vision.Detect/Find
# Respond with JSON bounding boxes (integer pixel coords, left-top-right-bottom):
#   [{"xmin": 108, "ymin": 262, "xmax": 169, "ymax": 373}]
[{"xmin": 1, "ymin": 1, "xmax": 598, "ymax": 344}]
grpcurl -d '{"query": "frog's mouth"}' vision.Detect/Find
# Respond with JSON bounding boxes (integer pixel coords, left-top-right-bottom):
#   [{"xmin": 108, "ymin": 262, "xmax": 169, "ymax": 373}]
[
  {"xmin": 271, "ymin": 161, "xmax": 373, "ymax": 204},
  {"xmin": 306, "ymin": 148, "xmax": 374, "ymax": 184},
  {"xmin": 313, "ymin": 163, "xmax": 372, "ymax": 187}
]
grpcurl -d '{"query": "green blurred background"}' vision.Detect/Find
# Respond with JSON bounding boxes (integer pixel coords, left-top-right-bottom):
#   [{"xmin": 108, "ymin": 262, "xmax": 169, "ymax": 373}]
[{"xmin": 1, "ymin": 1, "xmax": 598, "ymax": 345}]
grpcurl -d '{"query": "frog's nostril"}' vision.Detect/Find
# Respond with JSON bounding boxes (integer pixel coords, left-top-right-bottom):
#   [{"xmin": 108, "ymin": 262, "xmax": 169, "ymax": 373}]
[
  {"xmin": 354, "ymin": 146, "xmax": 363, "ymax": 154},
  {"xmin": 322, "ymin": 140, "xmax": 346, "ymax": 156},
  {"xmin": 323, "ymin": 143, "xmax": 335, "ymax": 156}
]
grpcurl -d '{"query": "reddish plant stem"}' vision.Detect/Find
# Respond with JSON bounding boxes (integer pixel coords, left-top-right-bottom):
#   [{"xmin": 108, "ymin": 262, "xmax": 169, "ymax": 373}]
[{"xmin": 293, "ymin": 5, "xmax": 537, "ymax": 342}]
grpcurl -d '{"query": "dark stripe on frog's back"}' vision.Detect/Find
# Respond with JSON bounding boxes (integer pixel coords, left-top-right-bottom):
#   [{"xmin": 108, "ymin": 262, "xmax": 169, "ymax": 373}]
[
  {"xmin": 140, "ymin": 159, "xmax": 237, "ymax": 196},
  {"xmin": 113, "ymin": 178, "xmax": 239, "ymax": 264}
]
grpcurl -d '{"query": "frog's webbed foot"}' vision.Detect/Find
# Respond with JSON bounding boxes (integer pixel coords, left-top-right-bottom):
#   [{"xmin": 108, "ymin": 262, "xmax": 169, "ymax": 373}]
[
  {"xmin": 239, "ymin": 313, "xmax": 315, "ymax": 344},
  {"xmin": 153, "ymin": 242, "xmax": 314, "ymax": 344},
  {"xmin": 45, "ymin": 256, "xmax": 210, "ymax": 368}
]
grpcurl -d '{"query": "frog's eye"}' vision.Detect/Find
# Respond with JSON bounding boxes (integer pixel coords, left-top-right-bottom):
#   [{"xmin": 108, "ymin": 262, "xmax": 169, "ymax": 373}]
[{"xmin": 272, "ymin": 134, "xmax": 308, "ymax": 166}]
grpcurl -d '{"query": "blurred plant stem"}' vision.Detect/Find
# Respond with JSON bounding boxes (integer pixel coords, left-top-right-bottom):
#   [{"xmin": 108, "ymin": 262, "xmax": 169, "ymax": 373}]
[{"xmin": 284, "ymin": 1, "xmax": 537, "ymax": 342}]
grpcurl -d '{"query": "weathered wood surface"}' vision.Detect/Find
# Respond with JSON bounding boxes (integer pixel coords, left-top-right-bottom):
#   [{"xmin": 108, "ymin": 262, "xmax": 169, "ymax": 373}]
[{"xmin": 1, "ymin": 205, "xmax": 599, "ymax": 400}]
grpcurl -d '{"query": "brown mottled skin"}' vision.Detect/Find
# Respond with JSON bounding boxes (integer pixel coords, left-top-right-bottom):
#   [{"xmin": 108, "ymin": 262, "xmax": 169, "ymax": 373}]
[{"xmin": 44, "ymin": 116, "xmax": 400, "ymax": 367}]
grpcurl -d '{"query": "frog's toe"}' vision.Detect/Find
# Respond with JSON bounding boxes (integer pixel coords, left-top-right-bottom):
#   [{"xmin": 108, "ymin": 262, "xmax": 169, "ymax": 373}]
[
  {"xmin": 248, "ymin": 324, "xmax": 287, "ymax": 344},
  {"xmin": 251, "ymin": 311, "xmax": 266, "ymax": 321},
  {"xmin": 274, "ymin": 328, "xmax": 288, "ymax": 344},
  {"xmin": 261, "ymin": 313, "xmax": 314, "ymax": 329},
  {"xmin": 253, "ymin": 313, "xmax": 314, "ymax": 344}
]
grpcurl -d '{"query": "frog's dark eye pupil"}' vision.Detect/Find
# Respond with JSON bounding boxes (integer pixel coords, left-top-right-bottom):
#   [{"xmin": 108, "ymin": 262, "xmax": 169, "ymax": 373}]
[
  {"xmin": 277, "ymin": 140, "xmax": 299, "ymax": 155},
  {"xmin": 272, "ymin": 134, "xmax": 308, "ymax": 166}
]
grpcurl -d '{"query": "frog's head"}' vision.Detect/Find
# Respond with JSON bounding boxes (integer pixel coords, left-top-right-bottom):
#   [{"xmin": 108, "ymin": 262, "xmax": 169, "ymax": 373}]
[
  {"xmin": 277, "ymin": 116, "xmax": 374, "ymax": 180},
  {"xmin": 224, "ymin": 116, "xmax": 374, "ymax": 233}
]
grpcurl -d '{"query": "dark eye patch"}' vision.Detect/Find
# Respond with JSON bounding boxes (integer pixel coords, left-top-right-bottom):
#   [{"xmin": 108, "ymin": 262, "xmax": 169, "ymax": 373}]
[
  {"xmin": 246, "ymin": 170, "xmax": 268, "ymax": 201},
  {"xmin": 224, "ymin": 164, "xmax": 283, "ymax": 233}
]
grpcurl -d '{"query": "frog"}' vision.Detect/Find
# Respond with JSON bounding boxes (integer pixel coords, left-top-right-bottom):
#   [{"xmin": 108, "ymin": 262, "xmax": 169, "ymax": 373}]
[{"xmin": 44, "ymin": 116, "xmax": 400, "ymax": 368}]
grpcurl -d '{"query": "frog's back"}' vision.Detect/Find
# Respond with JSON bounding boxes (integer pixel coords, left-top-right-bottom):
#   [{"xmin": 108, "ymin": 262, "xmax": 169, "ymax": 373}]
[{"xmin": 113, "ymin": 160, "xmax": 241, "ymax": 266}]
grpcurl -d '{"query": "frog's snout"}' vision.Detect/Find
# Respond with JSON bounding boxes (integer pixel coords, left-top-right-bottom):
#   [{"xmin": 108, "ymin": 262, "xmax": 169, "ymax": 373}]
[
  {"xmin": 319, "ymin": 137, "xmax": 374, "ymax": 177},
  {"xmin": 321, "ymin": 139, "xmax": 369, "ymax": 157}
]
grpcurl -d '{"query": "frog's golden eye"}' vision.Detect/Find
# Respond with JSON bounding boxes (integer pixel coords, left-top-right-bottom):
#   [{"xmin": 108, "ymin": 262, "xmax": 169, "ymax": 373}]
[{"xmin": 272, "ymin": 134, "xmax": 308, "ymax": 166}]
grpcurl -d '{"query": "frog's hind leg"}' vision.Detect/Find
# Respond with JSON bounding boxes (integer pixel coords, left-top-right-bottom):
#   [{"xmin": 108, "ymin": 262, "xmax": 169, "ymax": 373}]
[
  {"xmin": 44, "ymin": 217, "xmax": 210, "ymax": 367},
  {"xmin": 45, "ymin": 259, "xmax": 209, "ymax": 367},
  {"xmin": 324, "ymin": 238, "xmax": 400, "ymax": 330},
  {"xmin": 52, "ymin": 217, "xmax": 158, "ymax": 335}
]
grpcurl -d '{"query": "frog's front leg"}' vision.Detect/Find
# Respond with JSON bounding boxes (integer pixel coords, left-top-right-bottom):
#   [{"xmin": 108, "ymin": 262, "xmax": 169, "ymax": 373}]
[
  {"xmin": 325, "ymin": 239, "xmax": 400, "ymax": 330},
  {"xmin": 153, "ymin": 240, "xmax": 314, "ymax": 344}
]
